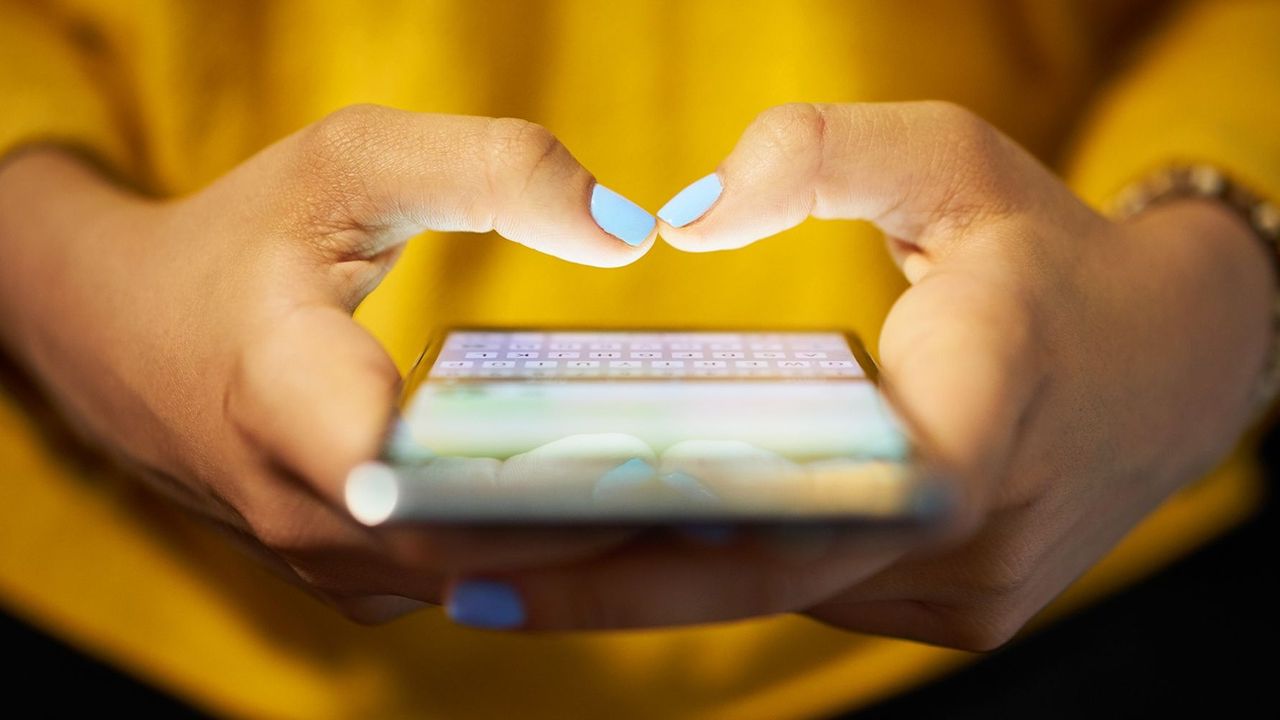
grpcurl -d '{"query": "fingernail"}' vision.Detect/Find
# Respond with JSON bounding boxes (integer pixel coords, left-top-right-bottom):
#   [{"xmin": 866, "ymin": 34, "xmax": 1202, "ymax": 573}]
[
  {"xmin": 590, "ymin": 184, "xmax": 655, "ymax": 246},
  {"xmin": 592, "ymin": 457, "xmax": 656, "ymax": 501},
  {"xmin": 446, "ymin": 580, "xmax": 526, "ymax": 629},
  {"xmin": 657, "ymin": 173, "xmax": 722, "ymax": 228},
  {"xmin": 345, "ymin": 462, "xmax": 400, "ymax": 527},
  {"xmin": 661, "ymin": 471, "xmax": 719, "ymax": 504}
]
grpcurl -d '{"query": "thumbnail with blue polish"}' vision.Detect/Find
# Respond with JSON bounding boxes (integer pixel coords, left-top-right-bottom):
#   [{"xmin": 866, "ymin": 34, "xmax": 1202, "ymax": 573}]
[
  {"xmin": 661, "ymin": 470, "xmax": 718, "ymax": 504},
  {"xmin": 590, "ymin": 184, "xmax": 655, "ymax": 246},
  {"xmin": 657, "ymin": 173, "xmax": 722, "ymax": 228},
  {"xmin": 593, "ymin": 457, "xmax": 656, "ymax": 500},
  {"xmin": 447, "ymin": 580, "xmax": 526, "ymax": 630}
]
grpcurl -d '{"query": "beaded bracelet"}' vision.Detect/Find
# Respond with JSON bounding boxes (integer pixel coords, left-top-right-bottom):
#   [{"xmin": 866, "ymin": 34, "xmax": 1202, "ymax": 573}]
[{"xmin": 1109, "ymin": 164, "xmax": 1280, "ymax": 418}]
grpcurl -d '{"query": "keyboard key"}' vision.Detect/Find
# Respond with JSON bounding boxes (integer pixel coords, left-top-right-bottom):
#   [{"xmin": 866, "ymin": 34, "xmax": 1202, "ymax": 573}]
[{"xmin": 433, "ymin": 330, "xmax": 862, "ymax": 380}]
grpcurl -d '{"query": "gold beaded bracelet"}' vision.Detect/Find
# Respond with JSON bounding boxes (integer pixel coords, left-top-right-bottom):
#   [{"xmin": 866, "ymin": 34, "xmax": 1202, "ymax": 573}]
[{"xmin": 1109, "ymin": 164, "xmax": 1280, "ymax": 419}]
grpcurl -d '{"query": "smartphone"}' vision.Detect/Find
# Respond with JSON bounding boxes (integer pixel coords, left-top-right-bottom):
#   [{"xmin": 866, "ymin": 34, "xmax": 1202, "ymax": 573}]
[{"xmin": 345, "ymin": 328, "xmax": 949, "ymax": 526}]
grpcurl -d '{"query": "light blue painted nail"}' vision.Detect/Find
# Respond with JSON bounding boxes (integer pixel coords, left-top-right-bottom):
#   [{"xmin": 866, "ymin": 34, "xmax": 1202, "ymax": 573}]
[
  {"xmin": 661, "ymin": 471, "xmax": 719, "ymax": 504},
  {"xmin": 447, "ymin": 580, "xmax": 526, "ymax": 629},
  {"xmin": 657, "ymin": 173, "xmax": 722, "ymax": 228},
  {"xmin": 592, "ymin": 457, "xmax": 656, "ymax": 501},
  {"xmin": 590, "ymin": 184, "xmax": 655, "ymax": 246}
]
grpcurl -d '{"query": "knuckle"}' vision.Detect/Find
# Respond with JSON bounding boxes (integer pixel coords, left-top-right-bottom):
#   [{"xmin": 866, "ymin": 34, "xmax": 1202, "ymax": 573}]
[
  {"xmin": 920, "ymin": 101, "xmax": 995, "ymax": 148},
  {"xmin": 303, "ymin": 103, "xmax": 396, "ymax": 167},
  {"xmin": 979, "ymin": 550, "xmax": 1038, "ymax": 601},
  {"xmin": 224, "ymin": 326, "xmax": 296, "ymax": 433},
  {"xmin": 224, "ymin": 339, "xmax": 272, "ymax": 431},
  {"xmin": 930, "ymin": 551, "xmax": 1038, "ymax": 652},
  {"xmin": 483, "ymin": 117, "xmax": 568, "ymax": 195},
  {"xmin": 749, "ymin": 102, "xmax": 827, "ymax": 158},
  {"xmin": 915, "ymin": 101, "xmax": 1013, "ymax": 210},
  {"xmin": 950, "ymin": 529, "xmax": 1042, "ymax": 601},
  {"xmin": 294, "ymin": 104, "xmax": 399, "ymax": 234},
  {"xmin": 941, "ymin": 603, "xmax": 1028, "ymax": 651},
  {"xmin": 244, "ymin": 507, "xmax": 309, "ymax": 556}
]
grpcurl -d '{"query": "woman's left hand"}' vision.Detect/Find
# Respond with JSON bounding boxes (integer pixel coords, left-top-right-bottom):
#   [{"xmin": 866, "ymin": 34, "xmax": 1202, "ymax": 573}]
[{"xmin": 443, "ymin": 102, "xmax": 1274, "ymax": 649}]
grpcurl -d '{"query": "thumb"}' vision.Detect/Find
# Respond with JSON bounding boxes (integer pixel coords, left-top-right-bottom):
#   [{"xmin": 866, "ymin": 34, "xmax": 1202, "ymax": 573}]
[
  {"xmin": 242, "ymin": 105, "xmax": 656, "ymax": 311},
  {"xmin": 658, "ymin": 101, "xmax": 1052, "ymax": 522},
  {"xmin": 226, "ymin": 304, "xmax": 399, "ymax": 503},
  {"xmin": 877, "ymin": 254, "xmax": 1043, "ymax": 525},
  {"xmin": 658, "ymin": 101, "xmax": 1036, "ymax": 270}
]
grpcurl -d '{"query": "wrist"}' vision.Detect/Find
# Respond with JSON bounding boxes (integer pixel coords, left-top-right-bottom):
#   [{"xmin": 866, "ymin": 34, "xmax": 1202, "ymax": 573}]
[
  {"xmin": 0, "ymin": 149, "xmax": 150, "ymax": 373},
  {"xmin": 1122, "ymin": 197, "xmax": 1275, "ymax": 478}
]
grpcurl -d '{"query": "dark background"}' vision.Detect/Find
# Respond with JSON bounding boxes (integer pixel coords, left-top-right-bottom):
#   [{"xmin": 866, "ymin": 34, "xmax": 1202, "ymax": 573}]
[{"xmin": 5, "ymin": 430, "xmax": 1277, "ymax": 718}]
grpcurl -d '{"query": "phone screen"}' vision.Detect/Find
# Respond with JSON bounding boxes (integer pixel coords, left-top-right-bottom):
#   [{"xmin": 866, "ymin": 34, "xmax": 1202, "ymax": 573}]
[{"xmin": 347, "ymin": 329, "xmax": 942, "ymax": 525}]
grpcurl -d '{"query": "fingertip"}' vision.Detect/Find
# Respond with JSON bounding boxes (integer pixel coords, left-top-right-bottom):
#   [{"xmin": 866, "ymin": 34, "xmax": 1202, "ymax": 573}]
[
  {"xmin": 590, "ymin": 183, "xmax": 656, "ymax": 247},
  {"xmin": 564, "ymin": 232, "xmax": 653, "ymax": 268},
  {"xmin": 653, "ymin": 173, "xmax": 725, "ymax": 253},
  {"xmin": 590, "ymin": 227, "xmax": 658, "ymax": 268},
  {"xmin": 232, "ymin": 306, "xmax": 400, "ymax": 501},
  {"xmin": 658, "ymin": 222, "xmax": 727, "ymax": 253},
  {"xmin": 657, "ymin": 173, "xmax": 722, "ymax": 229},
  {"xmin": 345, "ymin": 461, "xmax": 399, "ymax": 526}
]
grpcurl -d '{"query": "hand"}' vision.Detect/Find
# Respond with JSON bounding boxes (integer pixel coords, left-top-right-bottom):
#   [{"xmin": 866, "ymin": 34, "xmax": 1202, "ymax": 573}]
[
  {"xmin": 0, "ymin": 105, "xmax": 656, "ymax": 622},
  {"xmin": 445, "ymin": 102, "xmax": 1274, "ymax": 649}
]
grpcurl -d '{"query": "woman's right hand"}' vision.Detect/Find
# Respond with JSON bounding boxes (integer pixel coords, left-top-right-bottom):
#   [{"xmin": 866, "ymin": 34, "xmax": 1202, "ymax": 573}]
[{"xmin": 0, "ymin": 105, "xmax": 655, "ymax": 621}]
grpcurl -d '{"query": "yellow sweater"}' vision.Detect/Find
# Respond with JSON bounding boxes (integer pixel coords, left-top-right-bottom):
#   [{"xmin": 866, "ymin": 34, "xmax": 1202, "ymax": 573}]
[{"xmin": 2, "ymin": 1, "xmax": 1278, "ymax": 717}]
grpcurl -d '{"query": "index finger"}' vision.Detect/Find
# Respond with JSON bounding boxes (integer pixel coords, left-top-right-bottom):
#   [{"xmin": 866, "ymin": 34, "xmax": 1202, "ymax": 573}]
[
  {"xmin": 657, "ymin": 101, "xmax": 1038, "ymax": 261},
  {"xmin": 242, "ymin": 105, "xmax": 657, "ymax": 288}
]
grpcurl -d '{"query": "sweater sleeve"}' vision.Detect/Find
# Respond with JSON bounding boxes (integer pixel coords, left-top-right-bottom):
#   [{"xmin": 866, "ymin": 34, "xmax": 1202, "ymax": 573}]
[
  {"xmin": 0, "ymin": 1, "xmax": 129, "ymax": 173},
  {"xmin": 1066, "ymin": 0, "xmax": 1280, "ymax": 207}
]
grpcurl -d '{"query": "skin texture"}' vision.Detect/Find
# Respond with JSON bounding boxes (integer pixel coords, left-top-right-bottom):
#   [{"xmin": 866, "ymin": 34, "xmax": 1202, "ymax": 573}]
[
  {"xmin": 0, "ymin": 102, "xmax": 1272, "ymax": 646},
  {"xmin": 0, "ymin": 106, "xmax": 654, "ymax": 621}
]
